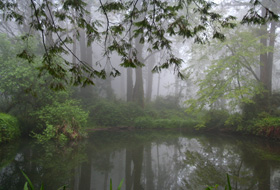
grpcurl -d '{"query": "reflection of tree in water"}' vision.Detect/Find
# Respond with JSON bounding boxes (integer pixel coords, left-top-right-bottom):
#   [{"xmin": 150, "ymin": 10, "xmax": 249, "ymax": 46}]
[
  {"xmin": 2, "ymin": 131, "xmax": 280, "ymax": 190},
  {"xmin": 180, "ymin": 136, "xmax": 267, "ymax": 190},
  {"xmin": 0, "ymin": 141, "xmax": 87, "ymax": 190},
  {"xmin": 125, "ymin": 144, "xmax": 144, "ymax": 190}
]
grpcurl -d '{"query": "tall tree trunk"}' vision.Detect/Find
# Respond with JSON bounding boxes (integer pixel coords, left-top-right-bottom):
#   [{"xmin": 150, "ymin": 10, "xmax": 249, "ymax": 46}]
[
  {"xmin": 157, "ymin": 73, "xmax": 161, "ymax": 98},
  {"xmin": 79, "ymin": 28, "xmax": 94, "ymax": 98},
  {"xmin": 105, "ymin": 63, "xmax": 114, "ymax": 99},
  {"xmin": 260, "ymin": 10, "xmax": 276, "ymax": 93},
  {"xmin": 146, "ymin": 55, "xmax": 155, "ymax": 102},
  {"xmin": 133, "ymin": 67, "xmax": 144, "ymax": 108},
  {"xmin": 131, "ymin": 1, "xmax": 145, "ymax": 107},
  {"xmin": 127, "ymin": 68, "xmax": 133, "ymax": 102},
  {"xmin": 259, "ymin": 6, "xmax": 276, "ymax": 110},
  {"xmin": 133, "ymin": 39, "xmax": 145, "ymax": 108},
  {"xmin": 72, "ymin": 31, "xmax": 77, "ymax": 64},
  {"xmin": 45, "ymin": 1, "xmax": 54, "ymax": 47},
  {"xmin": 267, "ymin": 21, "xmax": 276, "ymax": 93},
  {"xmin": 79, "ymin": 29, "xmax": 87, "ymax": 63}
]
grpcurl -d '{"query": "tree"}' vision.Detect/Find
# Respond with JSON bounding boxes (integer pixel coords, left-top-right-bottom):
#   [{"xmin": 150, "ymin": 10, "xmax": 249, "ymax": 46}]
[
  {"xmin": 0, "ymin": 0, "xmax": 277, "ymax": 89},
  {"xmin": 185, "ymin": 27, "xmax": 273, "ymax": 112},
  {"xmin": 0, "ymin": 34, "xmax": 88, "ymax": 137}
]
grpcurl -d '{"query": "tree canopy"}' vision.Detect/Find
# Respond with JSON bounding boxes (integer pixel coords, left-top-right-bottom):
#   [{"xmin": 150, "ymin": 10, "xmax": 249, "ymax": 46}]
[{"xmin": 0, "ymin": 0, "xmax": 278, "ymax": 88}]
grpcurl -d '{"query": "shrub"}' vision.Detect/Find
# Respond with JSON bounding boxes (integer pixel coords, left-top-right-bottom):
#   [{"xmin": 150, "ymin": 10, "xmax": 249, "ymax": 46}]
[
  {"xmin": 225, "ymin": 113, "xmax": 243, "ymax": 130},
  {"xmin": 134, "ymin": 117, "xmax": 199, "ymax": 129},
  {"xmin": 88, "ymin": 100, "xmax": 146, "ymax": 127},
  {"xmin": 35, "ymin": 100, "xmax": 88, "ymax": 127},
  {"xmin": 249, "ymin": 112, "xmax": 280, "ymax": 139},
  {"xmin": 151, "ymin": 95, "xmax": 180, "ymax": 110},
  {"xmin": 0, "ymin": 113, "xmax": 20, "ymax": 143},
  {"xmin": 134, "ymin": 117, "xmax": 155, "ymax": 129},
  {"xmin": 203, "ymin": 109, "xmax": 229, "ymax": 129},
  {"xmin": 32, "ymin": 100, "xmax": 88, "ymax": 143}
]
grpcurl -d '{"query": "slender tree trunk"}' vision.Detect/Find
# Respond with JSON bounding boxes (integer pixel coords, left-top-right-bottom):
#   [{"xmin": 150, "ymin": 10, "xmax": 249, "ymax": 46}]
[
  {"xmin": 146, "ymin": 55, "xmax": 155, "ymax": 102},
  {"xmin": 45, "ymin": 1, "xmax": 54, "ymax": 47},
  {"xmin": 105, "ymin": 63, "xmax": 114, "ymax": 99},
  {"xmin": 79, "ymin": 28, "xmax": 95, "ymax": 98},
  {"xmin": 267, "ymin": 21, "xmax": 276, "ymax": 93},
  {"xmin": 79, "ymin": 29, "xmax": 87, "ymax": 63},
  {"xmin": 157, "ymin": 73, "xmax": 161, "ymax": 97},
  {"xmin": 72, "ymin": 31, "xmax": 77, "ymax": 64},
  {"xmin": 127, "ymin": 68, "xmax": 133, "ymax": 102},
  {"xmin": 133, "ymin": 67, "xmax": 145, "ymax": 107}
]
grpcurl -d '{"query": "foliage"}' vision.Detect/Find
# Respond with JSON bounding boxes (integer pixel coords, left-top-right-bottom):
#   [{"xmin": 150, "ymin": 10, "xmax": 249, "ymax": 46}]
[
  {"xmin": 88, "ymin": 100, "xmax": 145, "ymax": 127},
  {"xmin": 188, "ymin": 109, "xmax": 230, "ymax": 131},
  {"xmin": 22, "ymin": 170, "xmax": 67, "ymax": 190},
  {"xmin": 134, "ymin": 116, "xmax": 199, "ymax": 129},
  {"xmin": 21, "ymin": 172, "xmax": 123, "ymax": 190},
  {"xmin": 224, "ymin": 113, "xmax": 243, "ymax": 130},
  {"xmin": 244, "ymin": 112, "xmax": 280, "ymax": 139},
  {"xmin": 151, "ymin": 95, "xmax": 181, "ymax": 110},
  {"xmin": 1, "ymin": 0, "xmax": 277, "ymax": 88},
  {"xmin": 34, "ymin": 100, "xmax": 88, "ymax": 128},
  {"xmin": 0, "ymin": 34, "xmax": 90, "ymax": 141},
  {"xmin": 241, "ymin": 93, "xmax": 280, "ymax": 120},
  {"xmin": 185, "ymin": 29, "xmax": 271, "ymax": 112},
  {"xmin": 0, "ymin": 141, "xmax": 19, "ymax": 170},
  {"xmin": 203, "ymin": 110, "xmax": 230, "ymax": 129},
  {"xmin": 205, "ymin": 174, "xmax": 232, "ymax": 190},
  {"xmin": 110, "ymin": 178, "xmax": 124, "ymax": 190},
  {"xmin": 32, "ymin": 100, "xmax": 88, "ymax": 143},
  {"xmin": 0, "ymin": 113, "xmax": 20, "ymax": 143},
  {"xmin": 0, "ymin": 34, "xmax": 76, "ymax": 136}
]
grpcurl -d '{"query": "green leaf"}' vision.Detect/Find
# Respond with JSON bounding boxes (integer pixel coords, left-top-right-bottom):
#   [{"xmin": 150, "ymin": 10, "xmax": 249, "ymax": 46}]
[
  {"xmin": 226, "ymin": 174, "xmax": 232, "ymax": 190},
  {"xmin": 21, "ymin": 170, "xmax": 34, "ymax": 190},
  {"xmin": 24, "ymin": 182, "xmax": 29, "ymax": 190},
  {"xmin": 117, "ymin": 178, "xmax": 124, "ymax": 190},
  {"xmin": 40, "ymin": 183, "xmax": 44, "ymax": 190}
]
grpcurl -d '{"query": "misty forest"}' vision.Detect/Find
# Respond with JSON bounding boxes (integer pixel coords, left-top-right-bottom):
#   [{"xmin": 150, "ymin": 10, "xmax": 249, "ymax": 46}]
[{"xmin": 1, "ymin": 0, "xmax": 280, "ymax": 189}]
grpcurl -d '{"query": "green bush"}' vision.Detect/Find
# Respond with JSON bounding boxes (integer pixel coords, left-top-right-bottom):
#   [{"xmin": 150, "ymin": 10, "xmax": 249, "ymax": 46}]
[
  {"xmin": 225, "ymin": 113, "xmax": 243, "ymax": 130},
  {"xmin": 134, "ymin": 117, "xmax": 155, "ymax": 129},
  {"xmin": 0, "ymin": 113, "xmax": 20, "ymax": 143},
  {"xmin": 32, "ymin": 100, "xmax": 88, "ymax": 143},
  {"xmin": 203, "ymin": 109, "xmax": 229, "ymax": 129},
  {"xmin": 35, "ymin": 100, "xmax": 88, "ymax": 127},
  {"xmin": 134, "ymin": 117, "xmax": 199, "ymax": 129},
  {"xmin": 151, "ymin": 95, "xmax": 180, "ymax": 110},
  {"xmin": 247, "ymin": 112, "xmax": 280, "ymax": 138},
  {"xmin": 88, "ymin": 100, "xmax": 145, "ymax": 127}
]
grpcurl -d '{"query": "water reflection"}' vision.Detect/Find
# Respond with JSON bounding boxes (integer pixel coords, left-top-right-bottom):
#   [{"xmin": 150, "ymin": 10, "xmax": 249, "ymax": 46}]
[{"xmin": 1, "ymin": 131, "xmax": 280, "ymax": 190}]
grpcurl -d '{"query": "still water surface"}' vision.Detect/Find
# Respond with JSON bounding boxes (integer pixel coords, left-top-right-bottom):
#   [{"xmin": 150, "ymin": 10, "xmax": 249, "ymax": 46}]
[{"xmin": 1, "ymin": 130, "xmax": 280, "ymax": 190}]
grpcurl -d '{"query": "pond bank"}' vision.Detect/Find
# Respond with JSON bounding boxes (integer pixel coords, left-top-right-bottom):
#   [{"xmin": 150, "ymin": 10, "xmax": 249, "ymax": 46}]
[{"xmin": 85, "ymin": 125, "xmax": 280, "ymax": 142}]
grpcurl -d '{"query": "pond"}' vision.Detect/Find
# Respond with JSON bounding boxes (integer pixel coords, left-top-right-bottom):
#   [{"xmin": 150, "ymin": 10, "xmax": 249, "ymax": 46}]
[{"xmin": 1, "ymin": 130, "xmax": 280, "ymax": 190}]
